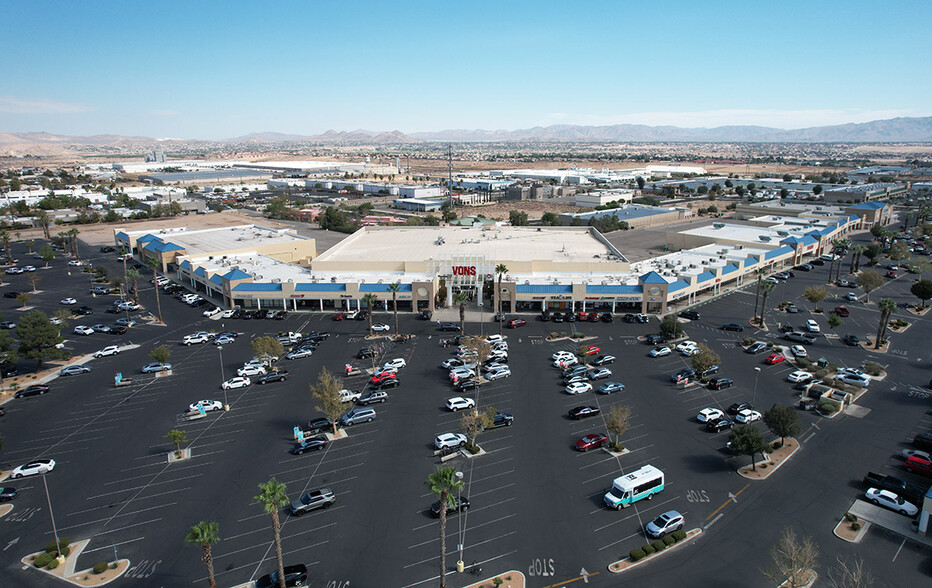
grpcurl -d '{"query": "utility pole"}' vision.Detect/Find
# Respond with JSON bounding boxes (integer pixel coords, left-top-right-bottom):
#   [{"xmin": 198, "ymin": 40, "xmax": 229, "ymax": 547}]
[{"xmin": 448, "ymin": 145, "xmax": 454, "ymax": 209}]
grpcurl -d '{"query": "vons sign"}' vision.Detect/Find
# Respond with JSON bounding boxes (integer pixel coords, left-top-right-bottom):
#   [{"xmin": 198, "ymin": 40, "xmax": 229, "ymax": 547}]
[{"xmin": 452, "ymin": 266, "xmax": 477, "ymax": 276}]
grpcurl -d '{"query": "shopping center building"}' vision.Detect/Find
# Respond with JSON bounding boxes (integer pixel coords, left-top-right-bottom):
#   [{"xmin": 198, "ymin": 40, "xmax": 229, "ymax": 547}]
[{"xmin": 113, "ymin": 212, "xmax": 865, "ymax": 316}]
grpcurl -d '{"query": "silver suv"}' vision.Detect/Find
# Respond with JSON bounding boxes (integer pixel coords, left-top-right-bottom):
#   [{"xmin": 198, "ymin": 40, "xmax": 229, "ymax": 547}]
[
  {"xmin": 289, "ymin": 488, "xmax": 336, "ymax": 516},
  {"xmin": 340, "ymin": 407, "xmax": 376, "ymax": 426}
]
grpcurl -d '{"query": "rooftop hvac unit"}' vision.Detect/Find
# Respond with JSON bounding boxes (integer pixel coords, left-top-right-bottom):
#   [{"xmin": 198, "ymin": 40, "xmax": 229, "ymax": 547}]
[
  {"xmin": 759, "ymin": 236, "xmax": 771, "ymax": 242},
  {"xmin": 602, "ymin": 280, "xmax": 608, "ymax": 285},
  {"xmin": 330, "ymin": 277, "xmax": 336, "ymax": 283},
  {"xmin": 719, "ymin": 255, "xmax": 725, "ymax": 259},
  {"xmin": 525, "ymin": 280, "xmax": 530, "ymax": 285},
  {"xmin": 713, "ymin": 223, "xmax": 725, "ymax": 229},
  {"xmin": 272, "ymin": 278, "xmax": 281, "ymax": 283},
  {"xmin": 689, "ymin": 264, "xmax": 697, "ymax": 269},
  {"xmin": 702, "ymin": 260, "xmax": 709, "ymax": 265}
]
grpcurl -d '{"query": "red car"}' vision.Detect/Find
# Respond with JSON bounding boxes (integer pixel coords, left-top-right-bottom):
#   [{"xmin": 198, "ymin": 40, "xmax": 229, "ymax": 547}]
[
  {"xmin": 577, "ymin": 311, "xmax": 589, "ymax": 321},
  {"xmin": 886, "ymin": 270, "xmax": 897, "ymax": 279},
  {"xmin": 369, "ymin": 372, "xmax": 397, "ymax": 385},
  {"xmin": 575, "ymin": 433, "xmax": 608, "ymax": 452},
  {"xmin": 587, "ymin": 312, "xmax": 600, "ymax": 322},
  {"xmin": 905, "ymin": 455, "xmax": 932, "ymax": 478},
  {"xmin": 333, "ymin": 312, "xmax": 345, "ymax": 321},
  {"xmin": 765, "ymin": 353, "xmax": 785, "ymax": 365},
  {"xmin": 833, "ymin": 306, "xmax": 850, "ymax": 317},
  {"xmin": 581, "ymin": 345, "xmax": 600, "ymax": 356},
  {"xmin": 506, "ymin": 319, "xmax": 526, "ymax": 328}
]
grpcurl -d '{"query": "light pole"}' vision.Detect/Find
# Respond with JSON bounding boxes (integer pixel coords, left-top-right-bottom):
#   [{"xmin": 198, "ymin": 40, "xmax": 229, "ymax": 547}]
[
  {"xmin": 41, "ymin": 473, "xmax": 63, "ymax": 564},
  {"xmin": 455, "ymin": 470, "xmax": 465, "ymax": 572},
  {"xmin": 218, "ymin": 345, "xmax": 228, "ymax": 411},
  {"xmin": 753, "ymin": 366, "xmax": 761, "ymax": 406}
]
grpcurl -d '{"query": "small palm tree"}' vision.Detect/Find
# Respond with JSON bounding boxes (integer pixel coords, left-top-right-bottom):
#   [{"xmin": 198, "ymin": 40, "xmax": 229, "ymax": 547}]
[
  {"xmin": 495, "ymin": 263, "xmax": 508, "ymax": 337},
  {"xmin": 388, "ymin": 282, "xmax": 401, "ymax": 334},
  {"xmin": 362, "ymin": 293, "xmax": 377, "ymax": 336},
  {"xmin": 0, "ymin": 230, "xmax": 12, "ymax": 264},
  {"xmin": 255, "ymin": 478, "xmax": 289, "ymax": 588},
  {"xmin": 875, "ymin": 298, "xmax": 897, "ymax": 349},
  {"xmin": 126, "ymin": 269, "xmax": 141, "ymax": 303},
  {"xmin": 425, "ymin": 466, "xmax": 464, "ymax": 588},
  {"xmin": 455, "ymin": 291, "xmax": 469, "ymax": 335},
  {"xmin": 850, "ymin": 245, "xmax": 866, "ymax": 273},
  {"xmin": 758, "ymin": 281, "xmax": 776, "ymax": 328},
  {"xmin": 753, "ymin": 268, "xmax": 767, "ymax": 322},
  {"xmin": 146, "ymin": 257, "xmax": 163, "ymax": 324},
  {"xmin": 184, "ymin": 521, "xmax": 220, "ymax": 588}
]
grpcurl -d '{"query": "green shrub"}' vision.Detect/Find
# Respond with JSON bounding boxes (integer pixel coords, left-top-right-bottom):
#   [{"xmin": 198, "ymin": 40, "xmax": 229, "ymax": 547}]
[
  {"xmin": 47, "ymin": 558, "xmax": 59, "ymax": 570},
  {"xmin": 33, "ymin": 553, "xmax": 52, "ymax": 568},
  {"xmin": 814, "ymin": 369, "xmax": 828, "ymax": 378},
  {"xmin": 671, "ymin": 529, "xmax": 687, "ymax": 542},
  {"xmin": 93, "ymin": 562, "xmax": 108, "ymax": 574},
  {"xmin": 773, "ymin": 441, "xmax": 783, "ymax": 449},
  {"xmin": 819, "ymin": 399, "xmax": 841, "ymax": 414},
  {"xmin": 45, "ymin": 541, "xmax": 58, "ymax": 553},
  {"xmin": 796, "ymin": 357, "xmax": 812, "ymax": 368},
  {"xmin": 571, "ymin": 332, "xmax": 584, "ymax": 339},
  {"xmin": 59, "ymin": 537, "xmax": 70, "ymax": 548},
  {"xmin": 766, "ymin": 341, "xmax": 774, "ymax": 347},
  {"xmin": 629, "ymin": 548, "xmax": 646, "ymax": 561},
  {"xmin": 642, "ymin": 543, "xmax": 656, "ymax": 555},
  {"xmin": 651, "ymin": 540, "xmax": 666, "ymax": 552},
  {"xmin": 662, "ymin": 535, "xmax": 676, "ymax": 546},
  {"xmin": 863, "ymin": 361, "xmax": 884, "ymax": 376},
  {"xmin": 741, "ymin": 337, "xmax": 756, "ymax": 346},
  {"xmin": 844, "ymin": 513, "xmax": 858, "ymax": 523},
  {"xmin": 109, "ymin": 562, "xmax": 118, "ymax": 570},
  {"xmin": 60, "ymin": 546, "xmax": 70, "ymax": 557},
  {"xmin": 827, "ymin": 362, "xmax": 839, "ymax": 372},
  {"xmin": 851, "ymin": 522, "xmax": 861, "ymax": 531}
]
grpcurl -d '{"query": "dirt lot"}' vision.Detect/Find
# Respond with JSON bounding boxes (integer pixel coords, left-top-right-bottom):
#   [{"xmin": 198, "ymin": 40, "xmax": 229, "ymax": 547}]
[{"xmin": 457, "ymin": 200, "xmax": 581, "ymax": 221}]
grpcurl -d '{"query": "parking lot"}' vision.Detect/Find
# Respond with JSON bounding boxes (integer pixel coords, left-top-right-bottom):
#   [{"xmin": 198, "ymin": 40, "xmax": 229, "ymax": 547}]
[{"xmin": 1, "ymin": 232, "xmax": 932, "ymax": 587}]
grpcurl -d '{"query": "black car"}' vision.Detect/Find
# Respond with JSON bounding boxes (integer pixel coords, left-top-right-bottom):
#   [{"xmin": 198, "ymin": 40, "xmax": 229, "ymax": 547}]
[
  {"xmin": 1, "ymin": 362, "xmax": 18, "ymax": 378},
  {"xmin": 431, "ymin": 495, "xmax": 470, "ymax": 516},
  {"xmin": 568, "ymin": 406, "xmax": 601, "ymax": 420},
  {"xmin": 104, "ymin": 306, "xmax": 121, "ymax": 314},
  {"xmin": 842, "ymin": 334, "xmax": 861, "ymax": 347},
  {"xmin": 455, "ymin": 379, "xmax": 478, "ymax": 392},
  {"xmin": 551, "ymin": 312, "xmax": 564, "ymax": 323},
  {"xmin": 374, "ymin": 377, "xmax": 400, "ymax": 390},
  {"xmin": 623, "ymin": 314, "xmax": 637, "ymax": 323},
  {"xmin": 708, "ymin": 377, "xmax": 734, "ymax": 390},
  {"xmin": 99, "ymin": 246, "xmax": 116, "ymax": 253},
  {"xmin": 272, "ymin": 310, "xmax": 288, "ymax": 320},
  {"xmin": 794, "ymin": 264, "xmax": 812, "ymax": 271},
  {"xmin": 257, "ymin": 370, "xmax": 288, "ymax": 384},
  {"xmin": 678, "ymin": 310, "xmax": 701, "ymax": 320},
  {"xmin": 419, "ymin": 309, "xmax": 433, "ymax": 320},
  {"xmin": 229, "ymin": 309, "xmax": 244, "ymax": 319},
  {"xmin": 0, "ymin": 487, "xmax": 17, "ymax": 502},
  {"xmin": 590, "ymin": 355, "xmax": 615, "ymax": 366},
  {"xmin": 565, "ymin": 312, "xmax": 576, "ymax": 322},
  {"xmin": 291, "ymin": 435, "xmax": 328, "ymax": 454},
  {"xmin": 671, "ymin": 368, "xmax": 697, "ymax": 383},
  {"xmin": 720, "ymin": 323, "xmax": 744, "ymax": 332},
  {"xmin": 728, "ymin": 402, "xmax": 753, "ymax": 415},
  {"xmin": 706, "ymin": 418, "xmax": 734, "ymax": 432},
  {"xmin": 190, "ymin": 299, "xmax": 207, "ymax": 308},
  {"xmin": 540, "ymin": 310, "xmax": 551, "ymax": 322},
  {"xmin": 794, "ymin": 376, "xmax": 816, "ymax": 390},
  {"xmin": 439, "ymin": 322, "xmax": 460, "ymax": 332},
  {"xmin": 256, "ymin": 564, "xmax": 308, "ymax": 588},
  {"xmin": 2, "ymin": 291, "xmax": 19, "ymax": 299},
  {"xmin": 811, "ymin": 258, "xmax": 825, "ymax": 266},
  {"xmin": 356, "ymin": 348, "xmax": 375, "ymax": 359},
  {"xmin": 303, "ymin": 332, "xmax": 330, "ymax": 342},
  {"xmin": 700, "ymin": 365, "xmax": 720, "ymax": 377},
  {"xmin": 254, "ymin": 309, "xmax": 269, "ymax": 319},
  {"xmin": 109, "ymin": 325, "xmax": 128, "ymax": 335},
  {"xmin": 645, "ymin": 334, "xmax": 664, "ymax": 345},
  {"xmin": 483, "ymin": 411, "xmax": 514, "ymax": 429},
  {"xmin": 15, "ymin": 384, "xmax": 50, "ymax": 398},
  {"xmin": 74, "ymin": 306, "xmax": 93, "ymax": 315},
  {"xmin": 306, "ymin": 418, "xmax": 336, "ymax": 434},
  {"xmin": 601, "ymin": 313, "xmax": 614, "ymax": 323},
  {"xmin": 355, "ymin": 310, "xmax": 369, "ymax": 321}
]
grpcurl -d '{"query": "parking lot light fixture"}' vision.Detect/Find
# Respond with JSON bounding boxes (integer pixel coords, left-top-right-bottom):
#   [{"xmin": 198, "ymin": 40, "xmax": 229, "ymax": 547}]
[
  {"xmin": 42, "ymin": 473, "xmax": 63, "ymax": 563},
  {"xmin": 455, "ymin": 470, "xmax": 465, "ymax": 572},
  {"xmin": 753, "ymin": 367, "xmax": 761, "ymax": 405},
  {"xmin": 218, "ymin": 345, "xmax": 229, "ymax": 411}
]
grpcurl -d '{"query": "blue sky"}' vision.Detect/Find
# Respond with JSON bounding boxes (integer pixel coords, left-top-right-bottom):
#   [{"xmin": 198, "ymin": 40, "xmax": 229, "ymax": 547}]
[{"xmin": 1, "ymin": 0, "xmax": 929, "ymax": 139}]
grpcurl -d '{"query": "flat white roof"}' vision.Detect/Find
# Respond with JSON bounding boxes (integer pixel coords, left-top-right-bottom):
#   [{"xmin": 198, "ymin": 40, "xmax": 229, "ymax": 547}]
[
  {"xmin": 122, "ymin": 224, "xmax": 305, "ymax": 256},
  {"xmin": 679, "ymin": 222, "xmax": 824, "ymax": 246},
  {"xmin": 631, "ymin": 243, "xmax": 772, "ymax": 281}
]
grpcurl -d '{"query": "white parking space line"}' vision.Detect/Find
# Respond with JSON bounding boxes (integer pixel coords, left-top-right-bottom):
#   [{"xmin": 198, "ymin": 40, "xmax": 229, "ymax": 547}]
[
  {"xmin": 598, "ymin": 528, "xmax": 647, "ymax": 551},
  {"xmin": 407, "ymin": 513, "xmax": 517, "ymax": 550},
  {"xmin": 402, "ymin": 531, "xmax": 517, "ymax": 569},
  {"xmin": 592, "ymin": 496, "xmax": 680, "ymax": 532},
  {"xmin": 84, "ymin": 473, "xmax": 205, "ymax": 500},
  {"xmin": 81, "ymin": 536, "xmax": 146, "ymax": 554},
  {"xmin": 70, "ymin": 487, "xmax": 192, "ymax": 516},
  {"xmin": 399, "ymin": 550, "xmax": 519, "ymax": 588},
  {"xmin": 57, "ymin": 502, "xmax": 177, "ymax": 532}
]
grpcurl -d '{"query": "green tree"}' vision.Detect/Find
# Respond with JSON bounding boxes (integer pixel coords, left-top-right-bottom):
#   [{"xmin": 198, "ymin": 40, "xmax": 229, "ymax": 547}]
[
  {"xmin": 539, "ymin": 212, "xmax": 559, "ymax": 226},
  {"xmin": 659, "ymin": 314, "xmax": 684, "ymax": 340},
  {"xmin": 856, "ymin": 269, "xmax": 883, "ymax": 302},
  {"xmin": 255, "ymin": 479, "xmax": 289, "ymax": 588},
  {"xmin": 812, "ymin": 184, "xmax": 823, "ymax": 195},
  {"xmin": 16, "ymin": 292, "xmax": 30, "ymax": 308},
  {"xmin": 388, "ymin": 282, "xmax": 401, "ymax": 334},
  {"xmin": 729, "ymin": 424, "xmax": 771, "ymax": 471},
  {"xmin": 310, "ymin": 367, "xmax": 343, "ymax": 435},
  {"xmin": 361, "ymin": 293, "xmax": 378, "ymax": 336},
  {"xmin": 0, "ymin": 330, "xmax": 17, "ymax": 390},
  {"xmin": 146, "ymin": 257, "xmax": 164, "ymax": 324},
  {"xmin": 691, "ymin": 343, "xmax": 720, "ymax": 376},
  {"xmin": 803, "ymin": 286, "xmax": 830, "ymax": 306},
  {"xmin": 849, "ymin": 244, "xmax": 866, "ymax": 273},
  {"xmin": 425, "ymin": 466, "xmax": 465, "ymax": 588},
  {"xmin": 150, "ymin": 344, "xmax": 172, "ymax": 365},
  {"xmin": 166, "ymin": 429, "xmax": 187, "ymax": 452},
  {"xmin": 752, "ymin": 268, "xmax": 767, "ymax": 321},
  {"xmin": 758, "ymin": 281, "xmax": 776, "ymax": 327},
  {"xmin": 910, "ymin": 279, "xmax": 932, "ymax": 307},
  {"xmin": 635, "ymin": 176, "xmax": 645, "ymax": 190},
  {"xmin": 16, "ymin": 310, "xmax": 66, "ymax": 371},
  {"xmin": 126, "ymin": 268, "xmax": 141, "ymax": 303},
  {"xmin": 39, "ymin": 244, "xmax": 55, "ymax": 267},
  {"xmin": 828, "ymin": 313, "xmax": 842, "ymax": 329},
  {"xmin": 874, "ymin": 298, "xmax": 897, "ymax": 349},
  {"xmin": 909, "ymin": 256, "xmax": 931, "ymax": 279},
  {"xmin": 184, "ymin": 521, "xmax": 220, "ymax": 588},
  {"xmin": 889, "ymin": 242, "xmax": 910, "ymax": 263},
  {"xmin": 863, "ymin": 244, "xmax": 882, "ymax": 265},
  {"xmin": 460, "ymin": 407, "xmax": 494, "ymax": 451},
  {"xmin": 455, "ymin": 291, "xmax": 469, "ymax": 335},
  {"xmin": 762, "ymin": 527, "xmax": 819, "ymax": 588},
  {"xmin": 250, "ymin": 336, "xmax": 283, "ymax": 364},
  {"xmin": 605, "ymin": 404, "xmax": 631, "ymax": 451},
  {"xmin": 763, "ymin": 405, "xmax": 801, "ymax": 445},
  {"xmin": 508, "ymin": 210, "xmax": 529, "ymax": 226},
  {"xmin": 495, "ymin": 264, "xmax": 508, "ymax": 337}
]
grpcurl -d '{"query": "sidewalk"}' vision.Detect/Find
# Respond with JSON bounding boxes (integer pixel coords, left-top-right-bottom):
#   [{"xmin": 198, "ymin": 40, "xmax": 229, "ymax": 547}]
[{"xmin": 847, "ymin": 499, "xmax": 932, "ymax": 548}]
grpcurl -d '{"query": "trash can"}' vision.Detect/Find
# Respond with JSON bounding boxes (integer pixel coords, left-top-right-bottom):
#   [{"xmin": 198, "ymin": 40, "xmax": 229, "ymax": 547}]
[{"xmin": 817, "ymin": 358, "xmax": 828, "ymax": 368}]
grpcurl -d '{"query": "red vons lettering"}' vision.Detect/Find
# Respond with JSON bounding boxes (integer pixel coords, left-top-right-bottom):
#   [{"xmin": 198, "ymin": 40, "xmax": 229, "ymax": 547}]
[{"xmin": 452, "ymin": 266, "xmax": 477, "ymax": 276}]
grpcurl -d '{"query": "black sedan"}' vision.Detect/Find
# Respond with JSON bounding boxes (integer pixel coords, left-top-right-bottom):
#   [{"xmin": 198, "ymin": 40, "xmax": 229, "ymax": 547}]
[
  {"xmin": 431, "ymin": 496, "xmax": 470, "ymax": 516},
  {"xmin": 720, "ymin": 323, "xmax": 744, "ymax": 332},
  {"xmin": 728, "ymin": 402, "xmax": 754, "ymax": 415},
  {"xmin": 74, "ymin": 306, "xmax": 94, "ymax": 315},
  {"xmin": 706, "ymin": 418, "xmax": 734, "ymax": 432},
  {"xmin": 306, "ymin": 418, "xmax": 336, "ymax": 434},
  {"xmin": 679, "ymin": 310, "xmax": 701, "ymax": 320},
  {"xmin": 256, "ymin": 370, "xmax": 288, "ymax": 384},
  {"xmin": 291, "ymin": 435, "xmax": 328, "ymax": 455},
  {"xmin": 842, "ymin": 334, "xmax": 861, "ymax": 347},
  {"xmin": 2, "ymin": 291, "xmax": 20, "ymax": 299},
  {"xmin": 256, "ymin": 564, "xmax": 308, "ymax": 588},
  {"xmin": 356, "ymin": 348, "xmax": 375, "ymax": 359},
  {"xmin": 708, "ymin": 377, "xmax": 734, "ymax": 390},
  {"xmin": 0, "ymin": 487, "xmax": 17, "ymax": 502},
  {"xmin": 568, "ymin": 406, "xmax": 601, "ymax": 420},
  {"xmin": 15, "ymin": 385, "xmax": 50, "ymax": 398}
]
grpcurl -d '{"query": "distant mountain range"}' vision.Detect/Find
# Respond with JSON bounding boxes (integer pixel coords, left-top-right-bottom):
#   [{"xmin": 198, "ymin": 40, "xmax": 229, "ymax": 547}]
[{"xmin": 2, "ymin": 116, "xmax": 931, "ymax": 155}]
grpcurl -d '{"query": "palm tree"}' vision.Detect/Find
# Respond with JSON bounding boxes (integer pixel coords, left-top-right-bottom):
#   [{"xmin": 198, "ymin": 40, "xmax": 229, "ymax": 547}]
[
  {"xmin": 0, "ymin": 231, "xmax": 12, "ymax": 264},
  {"xmin": 255, "ymin": 478, "xmax": 289, "ymax": 588},
  {"xmin": 455, "ymin": 291, "xmax": 469, "ymax": 335},
  {"xmin": 875, "ymin": 298, "xmax": 897, "ymax": 350},
  {"xmin": 850, "ymin": 244, "xmax": 866, "ymax": 274},
  {"xmin": 388, "ymin": 282, "xmax": 401, "ymax": 335},
  {"xmin": 495, "ymin": 264, "xmax": 508, "ymax": 337},
  {"xmin": 758, "ymin": 281, "xmax": 775, "ymax": 328},
  {"xmin": 425, "ymin": 466, "xmax": 464, "ymax": 588},
  {"xmin": 184, "ymin": 521, "xmax": 220, "ymax": 588},
  {"xmin": 36, "ymin": 210, "xmax": 50, "ymax": 240},
  {"xmin": 362, "ymin": 293, "xmax": 377, "ymax": 336},
  {"xmin": 752, "ymin": 268, "xmax": 767, "ymax": 323},
  {"xmin": 67, "ymin": 228, "xmax": 80, "ymax": 260},
  {"xmin": 146, "ymin": 257, "xmax": 163, "ymax": 324},
  {"xmin": 126, "ymin": 269, "xmax": 141, "ymax": 303}
]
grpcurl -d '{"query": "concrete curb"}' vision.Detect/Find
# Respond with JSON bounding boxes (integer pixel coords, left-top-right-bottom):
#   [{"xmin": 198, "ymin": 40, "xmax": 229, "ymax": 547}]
[
  {"xmin": 833, "ymin": 518, "xmax": 870, "ymax": 543},
  {"xmin": 737, "ymin": 437, "xmax": 800, "ymax": 480},
  {"xmin": 608, "ymin": 528, "xmax": 702, "ymax": 573},
  {"xmin": 21, "ymin": 539, "xmax": 131, "ymax": 586}
]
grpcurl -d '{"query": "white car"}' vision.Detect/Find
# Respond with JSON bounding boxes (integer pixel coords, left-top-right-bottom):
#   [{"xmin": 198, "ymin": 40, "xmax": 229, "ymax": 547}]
[
  {"xmin": 434, "ymin": 433, "xmax": 468, "ymax": 450},
  {"xmin": 23, "ymin": 265, "xmax": 36, "ymax": 272},
  {"xmin": 118, "ymin": 302, "xmax": 141, "ymax": 311},
  {"xmin": 649, "ymin": 346, "xmax": 672, "ymax": 357},
  {"xmin": 552, "ymin": 351, "xmax": 575, "ymax": 362},
  {"xmin": 449, "ymin": 367, "xmax": 475, "ymax": 380},
  {"xmin": 697, "ymin": 408, "xmax": 724, "ymax": 423},
  {"xmin": 67, "ymin": 260, "xmax": 84, "ymax": 267},
  {"xmin": 188, "ymin": 400, "xmax": 223, "ymax": 412},
  {"xmin": 865, "ymin": 488, "xmax": 918, "ymax": 516},
  {"xmin": 10, "ymin": 459, "xmax": 56, "ymax": 479},
  {"xmin": 73, "ymin": 325, "xmax": 94, "ymax": 336},
  {"xmin": 237, "ymin": 364, "xmax": 267, "ymax": 377},
  {"xmin": 485, "ymin": 367, "xmax": 511, "ymax": 380},
  {"xmin": 203, "ymin": 307, "xmax": 223, "ymax": 317},
  {"xmin": 565, "ymin": 382, "xmax": 593, "ymax": 395},
  {"xmin": 182, "ymin": 334, "xmax": 210, "ymax": 345},
  {"xmin": 372, "ymin": 366, "xmax": 397, "ymax": 378},
  {"xmin": 286, "ymin": 348, "xmax": 314, "ymax": 360},
  {"xmin": 482, "ymin": 362, "xmax": 508, "ymax": 373},
  {"xmin": 790, "ymin": 345, "xmax": 807, "ymax": 358},
  {"xmin": 588, "ymin": 368, "xmax": 612, "ymax": 380},
  {"xmin": 214, "ymin": 335, "xmax": 236, "ymax": 345},
  {"xmin": 839, "ymin": 367, "xmax": 867, "ymax": 378},
  {"xmin": 736, "ymin": 409, "xmax": 763, "ymax": 423},
  {"xmin": 94, "ymin": 345, "xmax": 121, "ymax": 358},
  {"xmin": 383, "ymin": 358, "xmax": 407, "ymax": 370},
  {"xmin": 553, "ymin": 356, "xmax": 578, "ymax": 368},
  {"xmin": 371, "ymin": 323, "xmax": 391, "ymax": 332},
  {"xmin": 222, "ymin": 377, "xmax": 250, "ymax": 390},
  {"xmin": 221, "ymin": 309, "xmax": 237, "ymax": 318},
  {"xmin": 675, "ymin": 340, "xmax": 698, "ymax": 353},
  {"xmin": 442, "ymin": 358, "xmax": 474, "ymax": 370},
  {"xmin": 787, "ymin": 370, "xmax": 811, "ymax": 383},
  {"xmin": 485, "ymin": 334, "xmax": 504, "ymax": 344},
  {"xmin": 681, "ymin": 346, "xmax": 700, "ymax": 356},
  {"xmin": 50, "ymin": 317, "xmax": 62, "ymax": 325},
  {"xmin": 446, "ymin": 397, "xmax": 476, "ymax": 411},
  {"xmin": 806, "ymin": 319, "xmax": 821, "ymax": 333},
  {"xmin": 60, "ymin": 297, "xmax": 77, "ymax": 305}
]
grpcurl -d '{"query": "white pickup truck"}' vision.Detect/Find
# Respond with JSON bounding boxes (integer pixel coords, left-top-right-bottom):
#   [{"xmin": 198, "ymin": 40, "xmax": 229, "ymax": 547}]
[
  {"xmin": 276, "ymin": 331, "xmax": 303, "ymax": 345},
  {"xmin": 338, "ymin": 389, "xmax": 362, "ymax": 403}
]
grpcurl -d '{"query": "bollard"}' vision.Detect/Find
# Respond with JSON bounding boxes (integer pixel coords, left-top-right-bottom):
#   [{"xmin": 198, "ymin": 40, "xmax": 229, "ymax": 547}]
[{"xmin": 456, "ymin": 560, "xmax": 464, "ymax": 573}]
